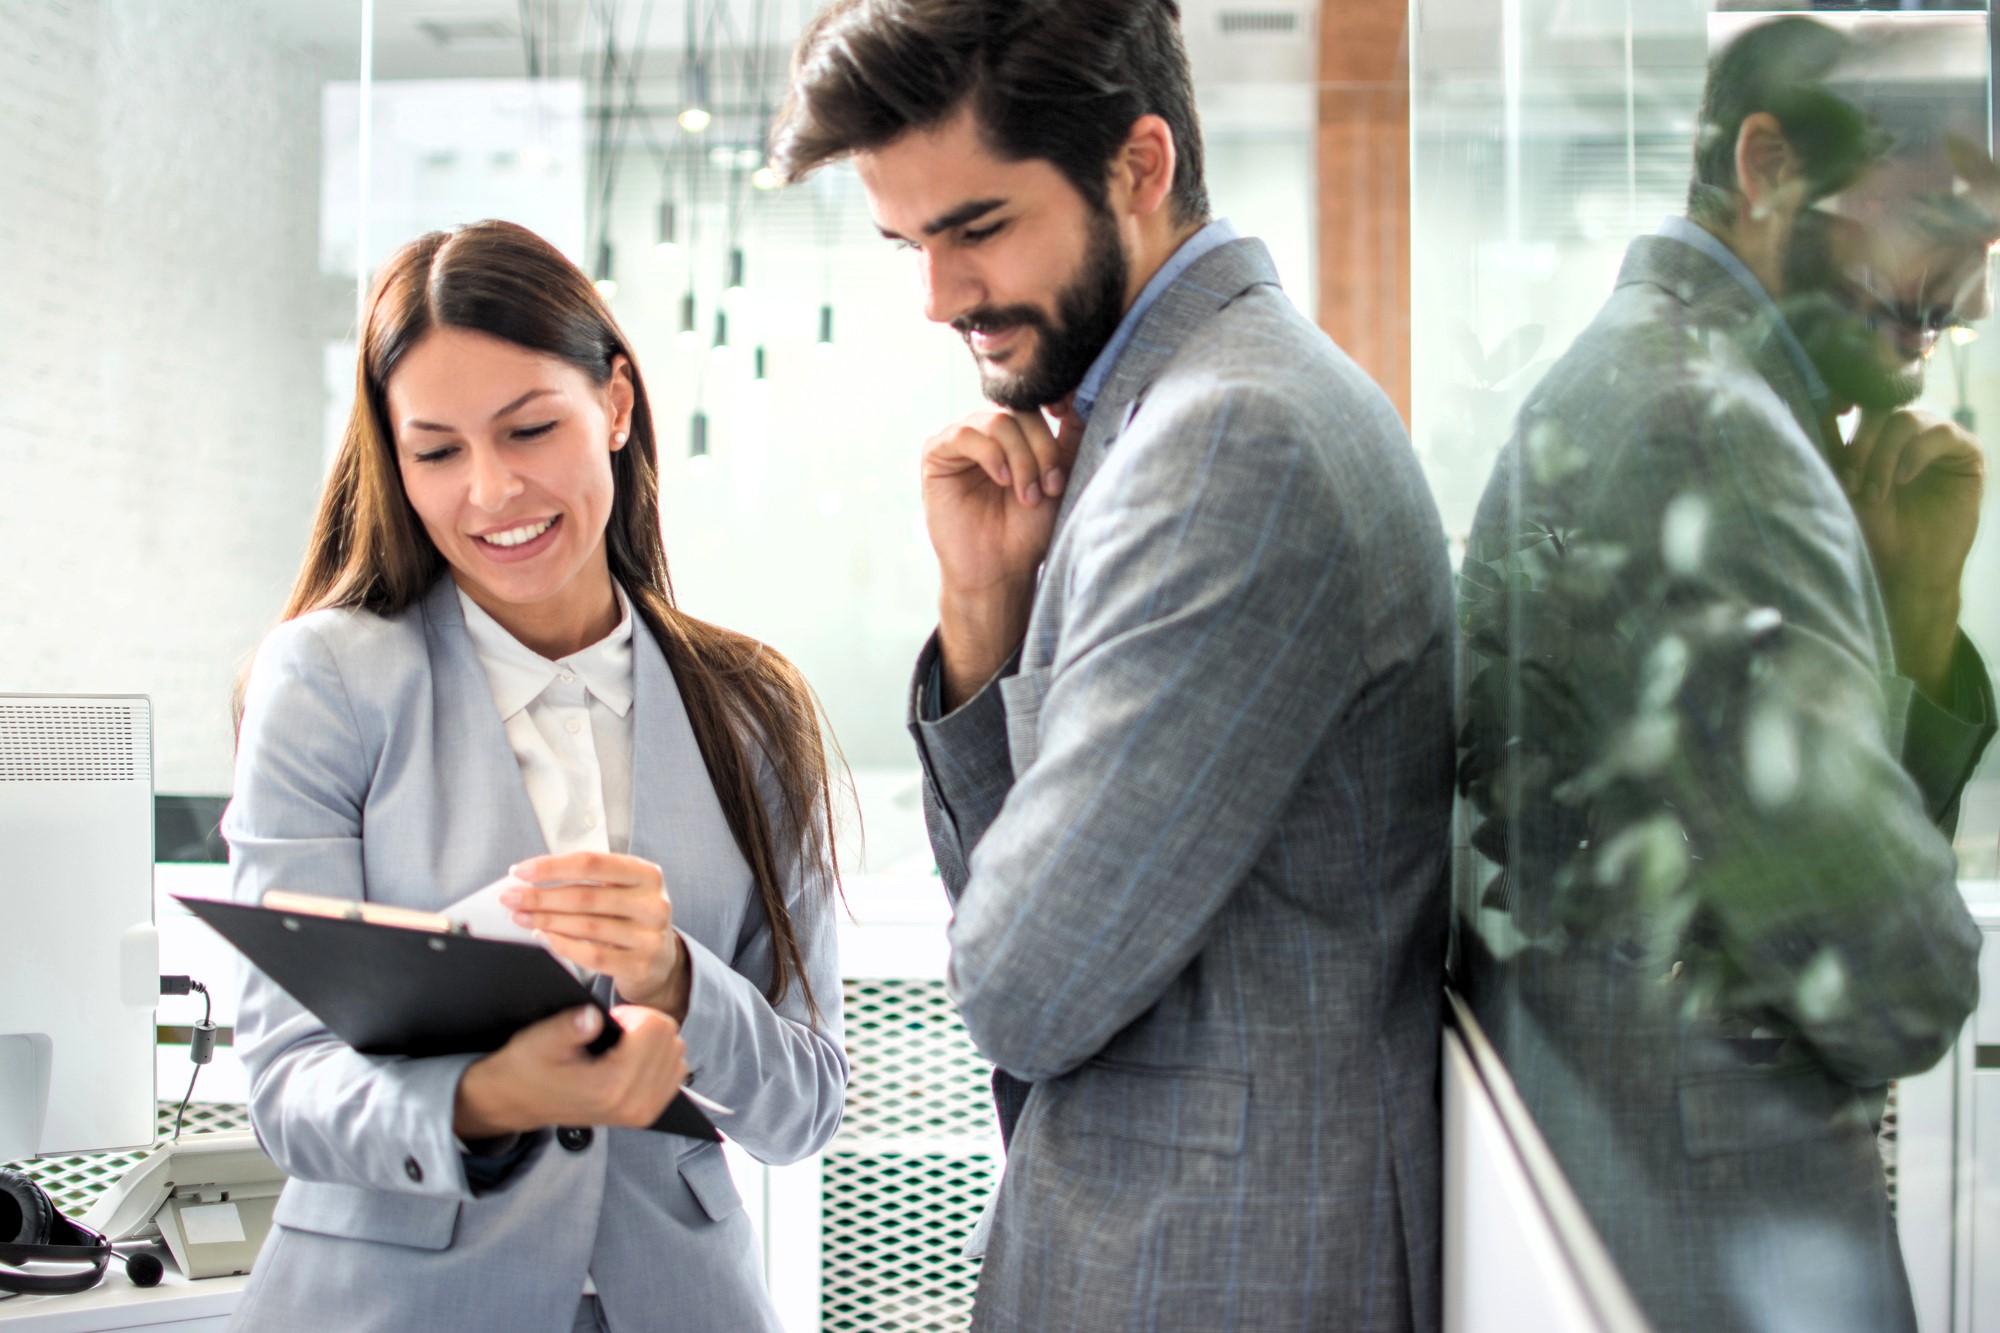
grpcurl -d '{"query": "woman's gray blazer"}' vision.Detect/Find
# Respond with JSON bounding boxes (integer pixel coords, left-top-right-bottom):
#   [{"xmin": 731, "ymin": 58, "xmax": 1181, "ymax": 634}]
[{"xmin": 221, "ymin": 577, "xmax": 847, "ymax": 1332}]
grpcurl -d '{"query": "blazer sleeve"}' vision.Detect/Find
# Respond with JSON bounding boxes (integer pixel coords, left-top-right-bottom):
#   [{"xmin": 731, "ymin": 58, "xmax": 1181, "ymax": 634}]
[
  {"xmin": 222, "ymin": 617, "xmax": 536, "ymax": 1202},
  {"xmin": 906, "ymin": 635, "xmax": 1020, "ymax": 906},
  {"xmin": 944, "ymin": 386, "xmax": 1370, "ymax": 1084},
  {"xmin": 1601, "ymin": 392, "xmax": 1984, "ymax": 1086},
  {"xmin": 667, "ymin": 747, "xmax": 849, "ymax": 1166}
]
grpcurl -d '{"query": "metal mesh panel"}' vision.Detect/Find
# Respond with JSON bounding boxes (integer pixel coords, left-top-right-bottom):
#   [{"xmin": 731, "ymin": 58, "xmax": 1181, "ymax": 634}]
[
  {"xmin": 825, "ymin": 978, "xmax": 1002, "ymax": 1333},
  {"xmin": 0, "ymin": 1102, "xmax": 251, "ymax": 1217}
]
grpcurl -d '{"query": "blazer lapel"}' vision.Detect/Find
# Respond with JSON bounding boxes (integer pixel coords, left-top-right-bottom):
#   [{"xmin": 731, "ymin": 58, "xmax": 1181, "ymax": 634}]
[
  {"xmin": 418, "ymin": 577, "xmax": 549, "ymax": 876},
  {"xmin": 1049, "ymin": 238, "xmax": 1283, "ymax": 549},
  {"xmin": 625, "ymin": 610, "xmax": 753, "ymax": 951}
]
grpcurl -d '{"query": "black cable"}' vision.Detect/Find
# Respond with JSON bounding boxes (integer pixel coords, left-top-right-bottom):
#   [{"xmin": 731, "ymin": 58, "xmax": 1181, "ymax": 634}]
[{"xmin": 171, "ymin": 981, "xmax": 212, "ymax": 1142}]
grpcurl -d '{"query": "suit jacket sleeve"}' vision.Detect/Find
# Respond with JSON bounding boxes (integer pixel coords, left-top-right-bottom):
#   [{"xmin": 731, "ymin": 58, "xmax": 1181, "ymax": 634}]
[
  {"xmin": 1898, "ymin": 635, "xmax": 1997, "ymax": 832},
  {"xmin": 906, "ymin": 636, "xmax": 1020, "ymax": 906},
  {"xmin": 668, "ymin": 745, "xmax": 849, "ymax": 1165},
  {"xmin": 944, "ymin": 386, "xmax": 1372, "ymax": 1084},
  {"xmin": 1597, "ymin": 392, "xmax": 1985, "ymax": 1086},
  {"xmin": 223, "ymin": 618, "xmax": 536, "ymax": 1202}
]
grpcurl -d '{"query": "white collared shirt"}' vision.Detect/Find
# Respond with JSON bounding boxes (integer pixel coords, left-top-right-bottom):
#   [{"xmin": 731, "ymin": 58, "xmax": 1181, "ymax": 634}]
[
  {"xmin": 457, "ymin": 584, "xmax": 636, "ymax": 859},
  {"xmin": 457, "ymin": 584, "xmax": 635, "ymax": 1298}
]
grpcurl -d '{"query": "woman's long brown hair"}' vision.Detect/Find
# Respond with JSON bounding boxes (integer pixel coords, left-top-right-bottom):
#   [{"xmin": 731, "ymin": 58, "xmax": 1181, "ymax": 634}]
[{"xmin": 279, "ymin": 220, "xmax": 839, "ymax": 1020}]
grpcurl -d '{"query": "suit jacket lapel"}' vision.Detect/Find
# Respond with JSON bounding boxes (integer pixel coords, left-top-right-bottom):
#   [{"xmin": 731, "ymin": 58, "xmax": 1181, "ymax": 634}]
[
  {"xmin": 418, "ymin": 577, "xmax": 549, "ymax": 873},
  {"xmin": 625, "ymin": 608, "xmax": 754, "ymax": 952},
  {"xmin": 1049, "ymin": 238, "xmax": 1283, "ymax": 549}
]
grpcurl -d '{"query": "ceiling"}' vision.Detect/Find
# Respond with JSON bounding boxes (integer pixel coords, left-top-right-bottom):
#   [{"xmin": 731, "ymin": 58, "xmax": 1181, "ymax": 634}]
[{"xmin": 250, "ymin": 0, "xmax": 1320, "ymax": 130}]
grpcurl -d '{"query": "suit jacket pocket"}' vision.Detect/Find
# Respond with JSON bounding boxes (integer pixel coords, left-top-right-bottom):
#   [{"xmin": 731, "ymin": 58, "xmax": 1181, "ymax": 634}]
[
  {"xmin": 677, "ymin": 1142, "xmax": 743, "ymax": 1222},
  {"xmin": 1064, "ymin": 1058, "xmax": 1251, "ymax": 1156},
  {"xmin": 998, "ymin": 664, "xmax": 1056, "ymax": 778},
  {"xmin": 271, "ymin": 1179, "xmax": 459, "ymax": 1251},
  {"xmin": 1677, "ymin": 1063, "xmax": 1874, "ymax": 1159}
]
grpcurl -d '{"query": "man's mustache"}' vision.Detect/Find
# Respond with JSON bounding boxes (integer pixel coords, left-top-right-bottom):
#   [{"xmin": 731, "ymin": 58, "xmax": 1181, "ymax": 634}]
[{"xmin": 952, "ymin": 305, "xmax": 1051, "ymax": 339}]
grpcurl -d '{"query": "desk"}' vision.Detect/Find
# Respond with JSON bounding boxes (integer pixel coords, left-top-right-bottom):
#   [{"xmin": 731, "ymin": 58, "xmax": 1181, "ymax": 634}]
[{"xmin": 0, "ymin": 1268, "xmax": 244, "ymax": 1332}]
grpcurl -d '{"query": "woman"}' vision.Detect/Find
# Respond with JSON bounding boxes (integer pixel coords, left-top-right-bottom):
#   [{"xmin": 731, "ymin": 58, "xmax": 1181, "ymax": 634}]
[{"xmin": 223, "ymin": 221, "xmax": 847, "ymax": 1333}]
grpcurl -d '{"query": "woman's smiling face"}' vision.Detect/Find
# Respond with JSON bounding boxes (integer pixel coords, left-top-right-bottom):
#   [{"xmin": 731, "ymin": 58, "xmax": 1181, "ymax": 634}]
[{"xmin": 385, "ymin": 326, "xmax": 633, "ymax": 645}]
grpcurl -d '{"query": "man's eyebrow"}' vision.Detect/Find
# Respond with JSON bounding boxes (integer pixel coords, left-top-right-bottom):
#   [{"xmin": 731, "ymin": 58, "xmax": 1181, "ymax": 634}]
[
  {"xmin": 405, "ymin": 387, "xmax": 557, "ymax": 433},
  {"xmin": 876, "ymin": 198, "xmax": 1008, "ymax": 242}
]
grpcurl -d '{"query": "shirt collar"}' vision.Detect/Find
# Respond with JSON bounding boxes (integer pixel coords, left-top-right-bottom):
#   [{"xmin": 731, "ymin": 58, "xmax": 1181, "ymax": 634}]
[
  {"xmin": 1072, "ymin": 217, "xmax": 1239, "ymax": 426},
  {"xmin": 457, "ymin": 583, "xmax": 636, "ymax": 720},
  {"xmin": 1656, "ymin": 215, "xmax": 1832, "ymax": 419}
]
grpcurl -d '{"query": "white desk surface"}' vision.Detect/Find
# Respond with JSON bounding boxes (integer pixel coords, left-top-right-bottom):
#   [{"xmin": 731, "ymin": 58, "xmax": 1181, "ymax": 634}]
[{"xmin": 0, "ymin": 1266, "xmax": 244, "ymax": 1332}]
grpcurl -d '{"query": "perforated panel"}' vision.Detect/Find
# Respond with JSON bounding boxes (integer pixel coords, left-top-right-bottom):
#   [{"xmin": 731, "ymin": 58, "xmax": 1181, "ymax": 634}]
[
  {"xmin": 0, "ymin": 699, "xmax": 145, "ymax": 783},
  {"xmin": 1, "ymin": 1102, "xmax": 251, "ymax": 1217},
  {"xmin": 824, "ymin": 978, "xmax": 1002, "ymax": 1333}
]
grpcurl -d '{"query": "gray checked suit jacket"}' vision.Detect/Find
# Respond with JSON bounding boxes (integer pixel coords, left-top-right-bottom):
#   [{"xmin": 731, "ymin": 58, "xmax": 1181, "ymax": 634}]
[
  {"xmin": 1459, "ymin": 232, "xmax": 1993, "ymax": 1333},
  {"xmin": 222, "ymin": 578, "xmax": 847, "ymax": 1332},
  {"xmin": 909, "ymin": 237, "xmax": 1456, "ymax": 1333}
]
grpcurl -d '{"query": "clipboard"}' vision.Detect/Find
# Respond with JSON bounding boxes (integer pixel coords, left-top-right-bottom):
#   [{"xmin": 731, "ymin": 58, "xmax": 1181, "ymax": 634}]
[{"xmin": 177, "ymin": 894, "xmax": 719, "ymax": 1142}]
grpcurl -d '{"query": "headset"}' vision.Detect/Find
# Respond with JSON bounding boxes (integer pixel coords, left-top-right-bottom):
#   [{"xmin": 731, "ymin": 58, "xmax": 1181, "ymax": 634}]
[{"xmin": 0, "ymin": 1168, "xmax": 113, "ymax": 1296}]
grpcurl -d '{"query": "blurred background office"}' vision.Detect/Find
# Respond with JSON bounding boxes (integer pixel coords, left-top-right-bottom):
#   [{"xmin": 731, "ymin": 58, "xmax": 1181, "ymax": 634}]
[{"xmin": 5, "ymin": 1, "xmax": 2000, "ymax": 1332}]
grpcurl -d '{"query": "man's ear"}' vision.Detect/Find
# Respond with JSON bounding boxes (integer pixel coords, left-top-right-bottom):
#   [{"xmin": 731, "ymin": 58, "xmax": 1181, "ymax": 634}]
[
  {"xmin": 1735, "ymin": 111, "xmax": 1805, "ymax": 221},
  {"xmin": 1116, "ymin": 114, "xmax": 1178, "ymax": 220}
]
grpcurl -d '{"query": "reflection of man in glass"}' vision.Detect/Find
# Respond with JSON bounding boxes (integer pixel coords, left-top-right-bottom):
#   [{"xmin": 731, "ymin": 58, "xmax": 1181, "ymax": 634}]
[{"xmin": 1459, "ymin": 17, "xmax": 1996, "ymax": 1333}]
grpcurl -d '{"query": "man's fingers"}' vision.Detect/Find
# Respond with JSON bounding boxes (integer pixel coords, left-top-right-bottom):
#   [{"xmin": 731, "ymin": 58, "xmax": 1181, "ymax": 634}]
[
  {"xmin": 926, "ymin": 423, "xmax": 1016, "ymax": 490},
  {"xmin": 985, "ymin": 414, "xmax": 1055, "ymax": 507},
  {"xmin": 1856, "ymin": 411, "xmax": 1925, "ymax": 502},
  {"xmin": 1895, "ymin": 424, "xmax": 1985, "ymax": 486},
  {"xmin": 1843, "ymin": 409, "xmax": 1890, "ymax": 496}
]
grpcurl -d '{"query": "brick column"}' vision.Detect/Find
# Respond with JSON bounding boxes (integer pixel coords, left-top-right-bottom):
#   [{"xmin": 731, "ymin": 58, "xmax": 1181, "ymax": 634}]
[{"xmin": 1317, "ymin": 0, "xmax": 1411, "ymax": 423}]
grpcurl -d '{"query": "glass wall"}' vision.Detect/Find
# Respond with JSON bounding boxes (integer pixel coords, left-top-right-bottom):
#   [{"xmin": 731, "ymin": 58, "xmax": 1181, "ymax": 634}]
[{"xmin": 1417, "ymin": 2, "xmax": 2000, "ymax": 1329}]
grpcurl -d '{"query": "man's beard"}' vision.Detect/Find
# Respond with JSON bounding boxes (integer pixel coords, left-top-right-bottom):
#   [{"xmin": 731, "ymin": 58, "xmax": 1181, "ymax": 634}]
[
  {"xmin": 952, "ymin": 208, "xmax": 1128, "ymax": 412},
  {"xmin": 1778, "ymin": 212, "xmax": 1926, "ymax": 413}
]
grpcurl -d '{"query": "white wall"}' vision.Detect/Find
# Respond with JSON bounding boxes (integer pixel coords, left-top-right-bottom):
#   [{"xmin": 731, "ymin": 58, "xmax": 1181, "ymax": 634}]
[{"xmin": 0, "ymin": 0, "xmax": 328, "ymax": 795}]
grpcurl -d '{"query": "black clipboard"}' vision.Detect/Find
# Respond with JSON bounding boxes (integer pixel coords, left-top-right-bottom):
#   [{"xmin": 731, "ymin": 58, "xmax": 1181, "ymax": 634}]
[{"xmin": 177, "ymin": 894, "xmax": 718, "ymax": 1141}]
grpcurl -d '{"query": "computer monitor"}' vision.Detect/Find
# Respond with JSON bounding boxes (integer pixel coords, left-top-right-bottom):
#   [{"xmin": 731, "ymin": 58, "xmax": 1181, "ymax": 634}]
[{"xmin": 0, "ymin": 695, "xmax": 158, "ymax": 1161}]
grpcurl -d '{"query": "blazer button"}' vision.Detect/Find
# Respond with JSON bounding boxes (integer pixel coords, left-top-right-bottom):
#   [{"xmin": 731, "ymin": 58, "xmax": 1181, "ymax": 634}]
[
  {"xmin": 557, "ymin": 1126, "xmax": 594, "ymax": 1153},
  {"xmin": 403, "ymin": 1156, "xmax": 423, "ymax": 1183}
]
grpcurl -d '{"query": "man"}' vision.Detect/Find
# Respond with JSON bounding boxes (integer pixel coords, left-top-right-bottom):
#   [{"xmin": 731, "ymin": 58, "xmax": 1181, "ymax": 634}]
[
  {"xmin": 773, "ymin": 2, "xmax": 1454, "ymax": 1329},
  {"xmin": 1457, "ymin": 18, "xmax": 1996, "ymax": 1332}
]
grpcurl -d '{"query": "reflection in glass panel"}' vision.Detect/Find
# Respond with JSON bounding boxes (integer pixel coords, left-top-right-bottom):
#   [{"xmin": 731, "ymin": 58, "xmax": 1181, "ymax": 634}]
[{"xmin": 1421, "ymin": 4, "xmax": 2000, "ymax": 1330}]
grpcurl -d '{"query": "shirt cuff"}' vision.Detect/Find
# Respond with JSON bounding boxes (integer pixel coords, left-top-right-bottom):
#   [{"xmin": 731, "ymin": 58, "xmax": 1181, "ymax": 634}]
[
  {"xmin": 906, "ymin": 632, "xmax": 1019, "ymax": 826},
  {"xmin": 459, "ymin": 1131, "xmax": 544, "ymax": 1195},
  {"xmin": 1902, "ymin": 633, "xmax": 1997, "ymax": 831}
]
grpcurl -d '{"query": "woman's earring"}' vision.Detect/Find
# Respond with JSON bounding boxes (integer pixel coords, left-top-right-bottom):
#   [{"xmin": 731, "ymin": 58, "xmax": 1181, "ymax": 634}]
[{"xmin": 613, "ymin": 430, "xmax": 628, "ymax": 445}]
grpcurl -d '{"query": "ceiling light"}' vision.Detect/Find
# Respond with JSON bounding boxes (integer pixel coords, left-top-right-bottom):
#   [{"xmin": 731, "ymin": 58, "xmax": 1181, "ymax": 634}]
[
  {"xmin": 655, "ymin": 200, "xmax": 678, "ymax": 257},
  {"xmin": 592, "ymin": 241, "xmax": 617, "ymax": 300}
]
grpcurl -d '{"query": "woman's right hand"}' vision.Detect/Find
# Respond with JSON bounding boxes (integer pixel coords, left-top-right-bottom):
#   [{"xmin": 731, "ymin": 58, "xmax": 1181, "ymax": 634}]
[{"xmin": 453, "ymin": 1004, "xmax": 688, "ymax": 1137}]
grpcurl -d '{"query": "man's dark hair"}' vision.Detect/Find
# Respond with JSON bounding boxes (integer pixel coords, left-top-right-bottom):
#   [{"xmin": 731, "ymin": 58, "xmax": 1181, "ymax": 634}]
[
  {"xmin": 771, "ymin": 0, "xmax": 1209, "ymax": 227},
  {"xmin": 1687, "ymin": 17, "xmax": 1891, "ymax": 227}
]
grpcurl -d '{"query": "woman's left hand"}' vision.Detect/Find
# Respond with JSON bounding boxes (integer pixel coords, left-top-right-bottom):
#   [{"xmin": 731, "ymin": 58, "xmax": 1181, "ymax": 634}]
[{"xmin": 503, "ymin": 853, "xmax": 691, "ymax": 1021}]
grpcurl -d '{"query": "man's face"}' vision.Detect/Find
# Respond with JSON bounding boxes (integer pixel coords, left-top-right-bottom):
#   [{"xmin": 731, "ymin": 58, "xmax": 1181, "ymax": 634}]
[
  {"xmin": 856, "ymin": 106, "xmax": 1130, "ymax": 411},
  {"xmin": 1779, "ymin": 154, "xmax": 1994, "ymax": 412}
]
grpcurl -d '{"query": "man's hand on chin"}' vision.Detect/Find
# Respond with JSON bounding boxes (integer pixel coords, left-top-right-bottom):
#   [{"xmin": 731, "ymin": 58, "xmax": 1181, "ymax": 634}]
[
  {"xmin": 923, "ymin": 401, "xmax": 1084, "ymax": 710},
  {"xmin": 1839, "ymin": 405, "xmax": 1985, "ymax": 701}
]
